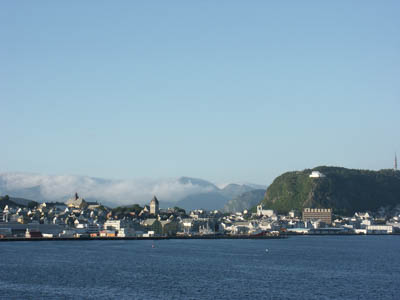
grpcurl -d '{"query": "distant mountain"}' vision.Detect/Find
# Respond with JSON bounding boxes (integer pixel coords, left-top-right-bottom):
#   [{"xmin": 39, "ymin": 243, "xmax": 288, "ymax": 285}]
[
  {"xmin": 178, "ymin": 177, "xmax": 218, "ymax": 191},
  {"xmin": 260, "ymin": 166, "xmax": 400, "ymax": 216},
  {"xmin": 165, "ymin": 181, "xmax": 263, "ymax": 212},
  {"xmin": 220, "ymin": 184, "xmax": 255, "ymax": 200},
  {"xmin": 157, "ymin": 178, "xmax": 263, "ymax": 211},
  {"xmin": 173, "ymin": 192, "xmax": 229, "ymax": 211},
  {"xmin": 223, "ymin": 189, "xmax": 266, "ymax": 213},
  {"xmin": 3, "ymin": 186, "xmax": 43, "ymax": 202},
  {"xmin": 0, "ymin": 175, "xmax": 43, "ymax": 201},
  {"xmin": 0, "ymin": 172, "xmax": 263, "ymax": 210},
  {"xmin": 238, "ymin": 183, "xmax": 266, "ymax": 190}
]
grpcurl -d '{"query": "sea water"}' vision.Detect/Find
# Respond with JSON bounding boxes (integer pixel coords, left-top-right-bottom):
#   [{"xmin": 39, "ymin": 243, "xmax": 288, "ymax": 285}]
[{"xmin": 0, "ymin": 236, "xmax": 399, "ymax": 299}]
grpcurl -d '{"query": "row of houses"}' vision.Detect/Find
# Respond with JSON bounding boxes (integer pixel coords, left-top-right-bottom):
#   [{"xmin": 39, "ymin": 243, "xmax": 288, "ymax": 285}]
[{"xmin": 2, "ymin": 193, "xmax": 400, "ymax": 238}]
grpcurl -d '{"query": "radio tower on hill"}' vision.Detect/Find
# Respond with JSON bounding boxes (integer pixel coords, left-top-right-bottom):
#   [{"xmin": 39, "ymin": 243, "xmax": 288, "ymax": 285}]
[{"xmin": 395, "ymin": 153, "xmax": 398, "ymax": 171}]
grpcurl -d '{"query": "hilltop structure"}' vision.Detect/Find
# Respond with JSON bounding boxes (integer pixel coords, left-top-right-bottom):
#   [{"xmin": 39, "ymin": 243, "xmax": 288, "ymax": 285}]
[
  {"xmin": 66, "ymin": 193, "xmax": 87, "ymax": 209},
  {"xmin": 309, "ymin": 171, "xmax": 326, "ymax": 178}
]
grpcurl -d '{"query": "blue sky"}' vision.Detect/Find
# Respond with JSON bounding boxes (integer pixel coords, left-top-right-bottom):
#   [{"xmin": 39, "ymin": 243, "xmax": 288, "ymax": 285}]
[{"xmin": 1, "ymin": 1, "xmax": 399, "ymax": 185}]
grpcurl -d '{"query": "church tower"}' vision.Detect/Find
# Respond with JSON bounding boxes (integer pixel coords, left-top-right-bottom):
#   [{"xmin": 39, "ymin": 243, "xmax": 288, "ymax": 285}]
[{"xmin": 150, "ymin": 196, "xmax": 159, "ymax": 215}]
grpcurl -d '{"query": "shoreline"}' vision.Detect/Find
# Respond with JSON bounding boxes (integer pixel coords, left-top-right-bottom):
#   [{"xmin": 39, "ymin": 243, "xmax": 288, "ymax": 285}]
[
  {"xmin": 1, "ymin": 233, "xmax": 399, "ymax": 242},
  {"xmin": 0, "ymin": 235, "xmax": 284, "ymax": 242}
]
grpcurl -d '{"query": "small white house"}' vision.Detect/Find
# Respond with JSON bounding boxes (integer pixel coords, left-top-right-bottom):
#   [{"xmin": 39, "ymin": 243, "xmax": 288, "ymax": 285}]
[{"xmin": 309, "ymin": 171, "xmax": 326, "ymax": 178}]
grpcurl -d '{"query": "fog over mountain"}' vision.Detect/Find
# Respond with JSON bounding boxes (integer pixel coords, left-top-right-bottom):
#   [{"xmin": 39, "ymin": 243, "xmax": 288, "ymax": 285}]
[{"xmin": 0, "ymin": 172, "xmax": 265, "ymax": 209}]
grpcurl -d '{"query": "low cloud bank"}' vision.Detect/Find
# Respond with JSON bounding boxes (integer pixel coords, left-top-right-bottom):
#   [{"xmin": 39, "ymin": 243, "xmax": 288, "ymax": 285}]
[{"xmin": 0, "ymin": 172, "xmax": 216, "ymax": 206}]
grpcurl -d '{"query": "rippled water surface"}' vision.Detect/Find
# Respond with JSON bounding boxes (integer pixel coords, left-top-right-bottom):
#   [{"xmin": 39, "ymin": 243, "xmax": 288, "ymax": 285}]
[{"xmin": 0, "ymin": 236, "xmax": 399, "ymax": 299}]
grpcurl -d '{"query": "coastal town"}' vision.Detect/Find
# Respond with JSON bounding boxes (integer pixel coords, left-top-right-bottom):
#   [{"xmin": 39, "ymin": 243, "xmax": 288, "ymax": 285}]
[{"xmin": 1, "ymin": 190, "xmax": 399, "ymax": 240}]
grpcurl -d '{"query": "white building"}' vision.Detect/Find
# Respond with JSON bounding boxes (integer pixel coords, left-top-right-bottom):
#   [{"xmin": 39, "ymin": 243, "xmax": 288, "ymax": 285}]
[
  {"xmin": 256, "ymin": 205, "xmax": 275, "ymax": 217},
  {"xmin": 142, "ymin": 230, "xmax": 155, "ymax": 237},
  {"xmin": 355, "ymin": 212, "xmax": 371, "ymax": 220},
  {"xmin": 117, "ymin": 228, "xmax": 136, "ymax": 237},
  {"xmin": 104, "ymin": 220, "xmax": 129, "ymax": 231},
  {"xmin": 367, "ymin": 225, "xmax": 393, "ymax": 234},
  {"xmin": 361, "ymin": 219, "xmax": 372, "ymax": 227},
  {"xmin": 309, "ymin": 171, "xmax": 326, "ymax": 178}
]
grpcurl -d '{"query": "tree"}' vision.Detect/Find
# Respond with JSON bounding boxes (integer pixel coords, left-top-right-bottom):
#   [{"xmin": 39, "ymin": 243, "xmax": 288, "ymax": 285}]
[
  {"xmin": 173, "ymin": 206, "xmax": 186, "ymax": 215},
  {"xmin": 28, "ymin": 201, "xmax": 38, "ymax": 209}
]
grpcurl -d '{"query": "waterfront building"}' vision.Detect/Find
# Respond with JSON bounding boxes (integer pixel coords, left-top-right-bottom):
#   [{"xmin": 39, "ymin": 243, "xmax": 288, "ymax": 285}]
[
  {"xmin": 366, "ymin": 225, "xmax": 393, "ymax": 234},
  {"xmin": 181, "ymin": 218, "xmax": 197, "ymax": 234},
  {"xmin": 142, "ymin": 230, "xmax": 155, "ymax": 237},
  {"xmin": 99, "ymin": 230, "xmax": 116, "ymax": 237},
  {"xmin": 258, "ymin": 220, "xmax": 273, "ymax": 231},
  {"xmin": 87, "ymin": 223, "xmax": 100, "ymax": 234},
  {"xmin": 0, "ymin": 223, "xmax": 64, "ymax": 237},
  {"xmin": 117, "ymin": 227, "xmax": 136, "ymax": 237},
  {"xmin": 142, "ymin": 218, "xmax": 162, "ymax": 235},
  {"xmin": 198, "ymin": 222, "xmax": 216, "ymax": 235},
  {"xmin": 303, "ymin": 208, "xmax": 332, "ymax": 224},
  {"xmin": 160, "ymin": 219, "xmax": 179, "ymax": 236},
  {"xmin": 104, "ymin": 220, "xmax": 129, "ymax": 232},
  {"xmin": 287, "ymin": 228, "xmax": 310, "ymax": 234},
  {"xmin": 231, "ymin": 221, "xmax": 252, "ymax": 234},
  {"xmin": 25, "ymin": 228, "xmax": 43, "ymax": 238},
  {"xmin": 309, "ymin": 227, "xmax": 350, "ymax": 234},
  {"xmin": 150, "ymin": 196, "xmax": 159, "ymax": 215}
]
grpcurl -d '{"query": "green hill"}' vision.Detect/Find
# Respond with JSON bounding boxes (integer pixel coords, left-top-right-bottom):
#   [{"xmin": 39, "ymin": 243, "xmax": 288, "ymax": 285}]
[
  {"xmin": 0, "ymin": 195, "xmax": 38, "ymax": 209},
  {"xmin": 259, "ymin": 166, "xmax": 400, "ymax": 216}
]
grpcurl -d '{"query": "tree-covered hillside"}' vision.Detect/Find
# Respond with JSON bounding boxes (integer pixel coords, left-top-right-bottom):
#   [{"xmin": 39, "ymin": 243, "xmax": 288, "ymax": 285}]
[
  {"xmin": 259, "ymin": 166, "xmax": 400, "ymax": 216},
  {"xmin": 223, "ymin": 189, "xmax": 266, "ymax": 213},
  {"xmin": 0, "ymin": 195, "xmax": 38, "ymax": 209}
]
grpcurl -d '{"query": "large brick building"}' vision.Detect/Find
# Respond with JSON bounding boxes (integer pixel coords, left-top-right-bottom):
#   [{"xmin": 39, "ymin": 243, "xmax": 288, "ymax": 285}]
[{"xmin": 302, "ymin": 208, "xmax": 332, "ymax": 224}]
